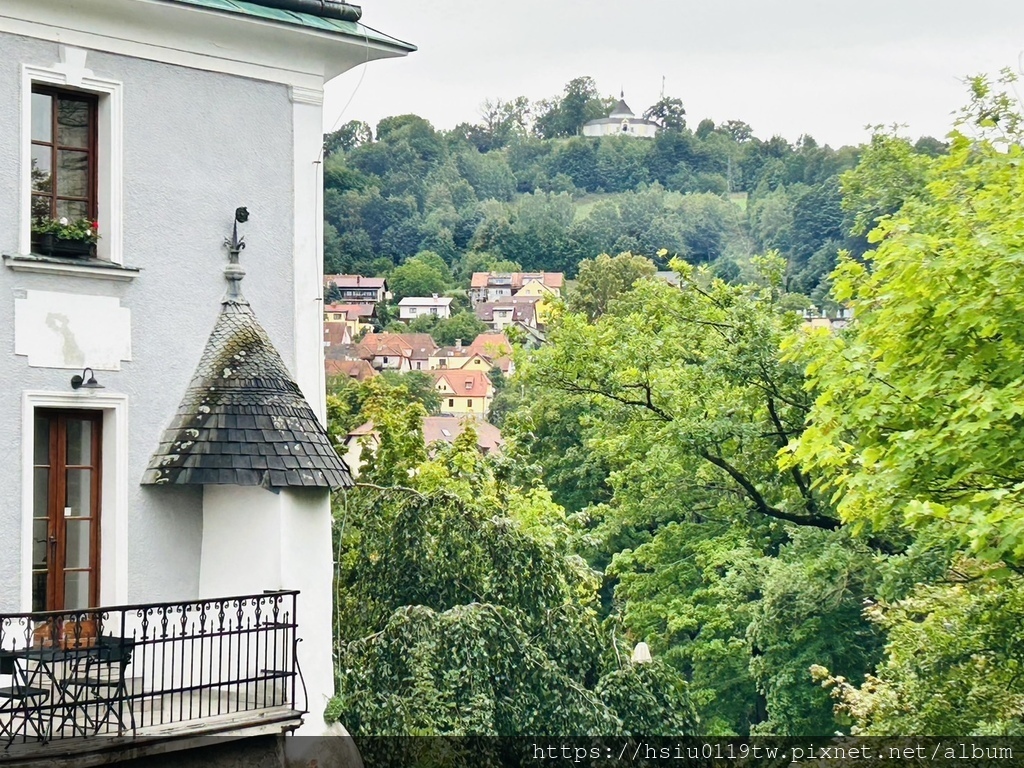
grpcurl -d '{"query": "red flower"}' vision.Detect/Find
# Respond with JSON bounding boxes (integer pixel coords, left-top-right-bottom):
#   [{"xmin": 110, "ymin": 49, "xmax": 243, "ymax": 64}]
[{"xmin": 93, "ymin": 221, "xmax": 99, "ymax": 230}]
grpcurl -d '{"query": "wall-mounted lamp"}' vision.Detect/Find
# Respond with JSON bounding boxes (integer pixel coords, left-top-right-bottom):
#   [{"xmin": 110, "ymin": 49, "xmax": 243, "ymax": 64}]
[{"xmin": 71, "ymin": 367, "xmax": 104, "ymax": 390}]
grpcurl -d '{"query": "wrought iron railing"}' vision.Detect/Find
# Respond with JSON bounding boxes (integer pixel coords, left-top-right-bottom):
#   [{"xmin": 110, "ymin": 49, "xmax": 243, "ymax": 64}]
[{"xmin": 0, "ymin": 591, "xmax": 303, "ymax": 750}]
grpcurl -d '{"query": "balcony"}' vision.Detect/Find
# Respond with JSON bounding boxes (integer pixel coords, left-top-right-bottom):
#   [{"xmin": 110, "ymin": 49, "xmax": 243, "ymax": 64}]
[{"xmin": 0, "ymin": 591, "xmax": 305, "ymax": 764}]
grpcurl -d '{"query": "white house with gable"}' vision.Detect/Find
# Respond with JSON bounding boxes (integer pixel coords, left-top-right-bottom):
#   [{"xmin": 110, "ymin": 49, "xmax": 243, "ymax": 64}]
[
  {"xmin": 0, "ymin": 1, "xmax": 412, "ymax": 765},
  {"xmin": 398, "ymin": 294, "xmax": 453, "ymax": 321}
]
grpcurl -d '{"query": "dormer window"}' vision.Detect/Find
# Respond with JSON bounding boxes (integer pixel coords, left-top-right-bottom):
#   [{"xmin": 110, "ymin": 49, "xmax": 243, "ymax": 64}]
[{"xmin": 31, "ymin": 87, "xmax": 98, "ymax": 227}]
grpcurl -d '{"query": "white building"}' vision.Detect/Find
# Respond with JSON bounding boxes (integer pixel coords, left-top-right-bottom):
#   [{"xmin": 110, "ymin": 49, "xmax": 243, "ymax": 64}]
[
  {"xmin": 398, "ymin": 295, "xmax": 453, "ymax": 321},
  {"xmin": 582, "ymin": 96, "xmax": 658, "ymax": 138},
  {"xmin": 0, "ymin": 0, "xmax": 412, "ymax": 764}
]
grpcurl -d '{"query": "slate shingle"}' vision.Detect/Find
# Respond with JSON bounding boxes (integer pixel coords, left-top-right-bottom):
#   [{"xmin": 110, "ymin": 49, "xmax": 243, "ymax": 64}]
[{"xmin": 142, "ymin": 296, "xmax": 352, "ymax": 489}]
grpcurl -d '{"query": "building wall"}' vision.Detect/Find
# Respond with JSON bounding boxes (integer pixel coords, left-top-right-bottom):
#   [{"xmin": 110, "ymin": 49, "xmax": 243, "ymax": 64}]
[{"xmin": 0, "ymin": 31, "xmax": 296, "ymax": 609}]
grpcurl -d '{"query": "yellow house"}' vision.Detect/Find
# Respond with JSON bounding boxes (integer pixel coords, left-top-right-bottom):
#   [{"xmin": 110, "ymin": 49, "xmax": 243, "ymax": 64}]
[
  {"xmin": 324, "ymin": 303, "xmax": 374, "ymax": 337},
  {"xmin": 515, "ymin": 280, "xmax": 558, "ymax": 325},
  {"xmin": 431, "ymin": 369, "xmax": 494, "ymax": 416},
  {"xmin": 430, "ymin": 349, "xmax": 493, "ymax": 372}
]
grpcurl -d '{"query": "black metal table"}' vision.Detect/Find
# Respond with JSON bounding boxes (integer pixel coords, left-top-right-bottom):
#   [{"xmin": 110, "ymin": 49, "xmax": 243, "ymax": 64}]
[{"xmin": 0, "ymin": 635, "xmax": 134, "ymax": 745}]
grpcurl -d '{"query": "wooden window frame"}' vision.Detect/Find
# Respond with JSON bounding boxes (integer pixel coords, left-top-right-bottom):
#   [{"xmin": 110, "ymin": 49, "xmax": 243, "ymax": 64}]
[
  {"xmin": 33, "ymin": 409, "xmax": 103, "ymax": 612},
  {"xmin": 30, "ymin": 85, "xmax": 99, "ymax": 227}
]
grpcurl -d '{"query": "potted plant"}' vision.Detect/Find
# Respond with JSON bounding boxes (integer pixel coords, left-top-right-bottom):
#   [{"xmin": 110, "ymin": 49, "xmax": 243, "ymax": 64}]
[{"xmin": 32, "ymin": 216, "xmax": 100, "ymax": 258}]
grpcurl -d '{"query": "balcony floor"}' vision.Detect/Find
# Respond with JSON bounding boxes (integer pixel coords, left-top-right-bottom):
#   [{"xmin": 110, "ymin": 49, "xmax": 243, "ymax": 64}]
[{"xmin": 0, "ymin": 698, "xmax": 301, "ymax": 767}]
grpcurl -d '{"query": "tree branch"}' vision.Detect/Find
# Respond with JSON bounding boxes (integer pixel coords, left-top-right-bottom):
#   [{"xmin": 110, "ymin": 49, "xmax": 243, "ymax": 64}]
[{"xmin": 698, "ymin": 449, "xmax": 840, "ymax": 531}]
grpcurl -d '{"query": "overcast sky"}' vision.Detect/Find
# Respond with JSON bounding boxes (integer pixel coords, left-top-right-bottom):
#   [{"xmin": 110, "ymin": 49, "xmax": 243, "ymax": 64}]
[{"xmin": 324, "ymin": 1, "xmax": 1024, "ymax": 148}]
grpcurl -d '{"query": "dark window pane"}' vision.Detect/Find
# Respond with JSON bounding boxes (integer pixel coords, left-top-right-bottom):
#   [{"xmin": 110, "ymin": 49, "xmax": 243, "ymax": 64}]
[
  {"xmin": 66, "ymin": 419, "xmax": 92, "ymax": 465},
  {"xmin": 56, "ymin": 199, "xmax": 88, "ymax": 220},
  {"xmin": 33, "ymin": 468, "xmax": 49, "ymax": 519},
  {"xmin": 56, "ymin": 150, "xmax": 88, "ymax": 197},
  {"xmin": 31, "ymin": 92, "xmax": 52, "ymax": 143},
  {"xmin": 31, "ymin": 145, "xmax": 52, "ymax": 194},
  {"xmin": 57, "ymin": 99, "xmax": 90, "ymax": 148},
  {"xmin": 32, "ymin": 573, "xmax": 48, "ymax": 613},
  {"xmin": 33, "ymin": 518, "xmax": 48, "ymax": 568},
  {"xmin": 34, "ymin": 415, "xmax": 50, "ymax": 465}
]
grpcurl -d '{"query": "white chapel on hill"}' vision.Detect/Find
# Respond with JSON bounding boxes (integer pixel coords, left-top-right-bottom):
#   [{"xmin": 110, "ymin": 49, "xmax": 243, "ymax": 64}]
[{"xmin": 583, "ymin": 92, "xmax": 658, "ymax": 138}]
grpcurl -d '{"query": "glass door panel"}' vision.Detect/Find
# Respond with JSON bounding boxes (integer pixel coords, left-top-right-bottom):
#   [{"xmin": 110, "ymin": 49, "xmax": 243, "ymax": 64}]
[{"xmin": 32, "ymin": 410, "xmax": 101, "ymax": 612}]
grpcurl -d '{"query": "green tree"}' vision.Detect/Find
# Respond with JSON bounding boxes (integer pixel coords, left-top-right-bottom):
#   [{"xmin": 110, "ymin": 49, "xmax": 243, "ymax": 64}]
[
  {"xmin": 643, "ymin": 97, "xmax": 686, "ymax": 131},
  {"xmin": 324, "ymin": 120, "xmax": 372, "ymax": 157},
  {"xmin": 330, "ymin": 410, "xmax": 698, "ymax": 742},
  {"xmin": 388, "ymin": 258, "xmax": 450, "ymax": 303},
  {"xmin": 567, "ymin": 251, "xmax": 657, "ymax": 321},
  {"xmin": 790, "ymin": 77, "xmax": 1024, "ymax": 564},
  {"xmin": 429, "ymin": 311, "xmax": 488, "ymax": 347}
]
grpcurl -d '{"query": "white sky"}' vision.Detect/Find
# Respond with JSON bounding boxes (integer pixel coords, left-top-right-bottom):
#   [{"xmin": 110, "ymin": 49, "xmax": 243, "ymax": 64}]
[{"xmin": 324, "ymin": 0, "xmax": 1024, "ymax": 148}]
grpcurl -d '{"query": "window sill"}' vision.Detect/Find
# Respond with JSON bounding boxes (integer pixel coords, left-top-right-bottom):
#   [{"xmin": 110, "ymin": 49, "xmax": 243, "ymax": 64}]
[{"xmin": 3, "ymin": 253, "xmax": 140, "ymax": 281}]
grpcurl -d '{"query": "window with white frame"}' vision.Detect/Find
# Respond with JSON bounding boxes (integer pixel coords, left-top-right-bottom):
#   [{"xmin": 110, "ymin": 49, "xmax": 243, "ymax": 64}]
[{"xmin": 22, "ymin": 52, "xmax": 123, "ymax": 264}]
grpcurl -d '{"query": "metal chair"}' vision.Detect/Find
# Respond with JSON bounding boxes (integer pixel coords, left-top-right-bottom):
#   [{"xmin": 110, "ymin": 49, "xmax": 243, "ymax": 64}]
[
  {"xmin": 56, "ymin": 637, "xmax": 135, "ymax": 737},
  {"xmin": 0, "ymin": 653, "xmax": 50, "ymax": 748}
]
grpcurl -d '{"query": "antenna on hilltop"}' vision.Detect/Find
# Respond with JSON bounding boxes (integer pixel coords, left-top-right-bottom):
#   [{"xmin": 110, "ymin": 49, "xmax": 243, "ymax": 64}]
[{"xmin": 661, "ymin": 75, "xmax": 665, "ymax": 98}]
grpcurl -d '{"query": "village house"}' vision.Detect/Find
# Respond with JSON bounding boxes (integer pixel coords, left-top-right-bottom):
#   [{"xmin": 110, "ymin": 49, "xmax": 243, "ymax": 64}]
[
  {"xmin": 356, "ymin": 332, "xmax": 438, "ymax": 372},
  {"xmin": 469, "ymin": 271, "xmax": 563, "ymax": 305},
  {"xmin": 475, "ymin": 295, "xmax": 542, "ymax": 332},
  {"xmin": 342, "ymin": 416, "xmax": 503, "ymax": 478},
  {"xmin": 324, "ymin": 301, "xmax": 375, "ymax": 337},
  {"xmin": 325, "ymin": 358, "xmax": 377, "ymax": 382},
  {"xmin": 323, "ymin": 274, "xmax": 390, "ymax": 305},
  {"xmin": 397, "ymin": 294, "xmax": 453, "ymax": 322},
  {"xmin": 431, "ymin": 369, "xmax": 494, "ymax": 417},
  {"xmin": 0, "ymin": 0, "xmax": 411, "ymax": 765}
]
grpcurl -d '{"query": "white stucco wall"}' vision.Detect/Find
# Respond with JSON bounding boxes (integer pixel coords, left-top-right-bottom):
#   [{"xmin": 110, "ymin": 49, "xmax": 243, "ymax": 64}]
[
  {"xmin": 0, "ymin": 31, "xmax": 296, "ymax": 608},
  {"xmin": 200, "ymin": 485, "xmax": 335, "ymax": 735}
]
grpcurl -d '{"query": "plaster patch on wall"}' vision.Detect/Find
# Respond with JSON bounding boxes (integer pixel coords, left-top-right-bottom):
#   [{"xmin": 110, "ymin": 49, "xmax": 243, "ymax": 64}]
[{"xmin": 15, "ymin": 290, "xmax": 131, "ymax": 370}]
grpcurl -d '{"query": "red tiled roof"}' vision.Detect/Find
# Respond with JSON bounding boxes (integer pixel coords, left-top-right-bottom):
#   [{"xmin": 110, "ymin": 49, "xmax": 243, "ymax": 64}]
[
  {"xmin": 430, "ymin": 369, "xmax": 493, "ymax": 399},
  {"xmin": 470, "ymin": 272, "xmax": 564, "ymax": 290},
  {"xmin": 325, "ymin": 359, "xmax": 377, "ymax": 381},
  {"xmin": 475, "ymin": 299, "xmax": 538, "ymax": 325},
  {"xmin": 468, "ymin": 333, "xmax": 512, "ymax": 358},
  {"xmin": 423, "ymin": 417, "xmax": 503, "ymax": 454},
  {"xmin": 324, "ymin": 275, "xmax": 388, "ymax": 289},
  {"xmin": 324, "ymin": 303, "xmax": 375, "ymax": 320},
  {"xmin": 356, "ymin": 332, "xmax": 438, "ymax": 361}
]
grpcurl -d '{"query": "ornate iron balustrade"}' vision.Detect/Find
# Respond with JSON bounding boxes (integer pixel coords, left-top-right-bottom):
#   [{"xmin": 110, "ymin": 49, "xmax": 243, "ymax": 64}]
[{"xmin": 0, "ymin": 591, "xmax": 304, "ymax": 750}]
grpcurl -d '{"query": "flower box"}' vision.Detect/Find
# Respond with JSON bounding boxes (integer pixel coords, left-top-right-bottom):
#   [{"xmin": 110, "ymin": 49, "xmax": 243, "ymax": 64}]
[{"xmin": 32, "ymin": 233, "xmax": 97, "ymax": 259}]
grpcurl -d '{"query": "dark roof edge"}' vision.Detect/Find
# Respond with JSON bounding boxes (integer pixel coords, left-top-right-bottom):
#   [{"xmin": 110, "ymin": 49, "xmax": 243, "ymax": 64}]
[{"xmin": 247, "ymin": 0, "xmax": 361, "ymax": 22}]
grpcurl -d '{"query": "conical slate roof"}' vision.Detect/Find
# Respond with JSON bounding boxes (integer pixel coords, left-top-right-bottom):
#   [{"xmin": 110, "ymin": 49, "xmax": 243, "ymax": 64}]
[{"xmin": 142, "ymin": 296, "xmax": 352, "ymax": 489}]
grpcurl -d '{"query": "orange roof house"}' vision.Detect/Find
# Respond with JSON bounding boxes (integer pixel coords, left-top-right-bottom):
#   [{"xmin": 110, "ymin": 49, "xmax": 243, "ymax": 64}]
[{"xmin": 430, "ymin": 369, "xmax": 494, "ymax": 417}]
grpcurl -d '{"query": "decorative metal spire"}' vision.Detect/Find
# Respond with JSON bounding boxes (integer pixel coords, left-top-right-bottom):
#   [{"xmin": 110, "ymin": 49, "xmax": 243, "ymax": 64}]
[{"xmin": 223, "ymin": 206, "xmax": 249, "ymax": 299}]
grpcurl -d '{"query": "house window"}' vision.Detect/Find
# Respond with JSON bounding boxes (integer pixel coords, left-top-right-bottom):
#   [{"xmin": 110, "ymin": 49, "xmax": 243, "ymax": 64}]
[
  {"xmin": 30, "ymin": 87, "xmax": 98, "ymax": 226},
  {"xmin": 467, "ymin": 399, "xmax": 473, "ymax": 408},
  {"xmin": 448, "ymin": 399, "xmax": 454, "ymax": 408},
  {"xmin": 33, "ymin": 410, "xmax": 102, "ymax": 612},
  {"xmin": 20, "ymin": 57, "xmax": 124, "ymax": 266}
]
